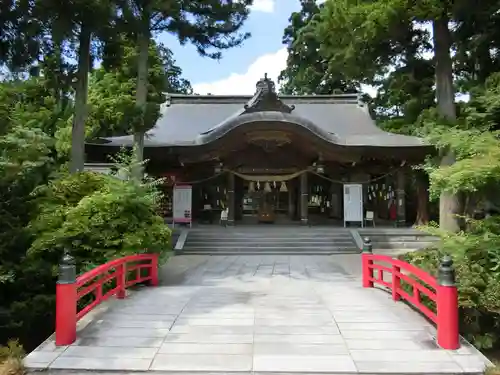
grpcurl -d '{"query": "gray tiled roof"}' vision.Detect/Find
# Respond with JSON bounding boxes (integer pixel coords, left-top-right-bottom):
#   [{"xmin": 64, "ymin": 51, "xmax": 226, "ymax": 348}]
[{"xmin": 91, "ymin": 94, "xmax": 427, "ymax": 148}]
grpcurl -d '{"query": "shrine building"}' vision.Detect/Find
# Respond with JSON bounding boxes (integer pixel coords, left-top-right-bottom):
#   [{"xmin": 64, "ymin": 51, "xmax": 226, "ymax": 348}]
[{"xmin": 85, "ymin": 75, "xmax": 433, "ymax": 227}]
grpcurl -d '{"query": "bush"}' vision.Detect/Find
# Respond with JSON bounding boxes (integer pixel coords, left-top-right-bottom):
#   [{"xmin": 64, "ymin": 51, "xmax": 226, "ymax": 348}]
[
  {"xmin": 401, "ymin": 219, "xmax": 500, "ymax": 350},
  {"xmin": 28, "ymin": 170, "xmax": 171, "ymax": 274},
  {"xmin": 0, "ymin": 340, "xmax": 25, "ymax": 375}
]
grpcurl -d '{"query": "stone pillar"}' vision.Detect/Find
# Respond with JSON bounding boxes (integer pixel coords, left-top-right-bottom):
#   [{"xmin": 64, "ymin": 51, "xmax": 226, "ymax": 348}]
[
  {"xmin": 227, "ymin": 173, "xmax": 235, "ymax": 225},
  {"xmin": 396, "ymin": 169, "xmax": 406, "ymax": 227},
  {"xmin": 300, "ymin": 172, "xmax": 308, "ymax": 225}
]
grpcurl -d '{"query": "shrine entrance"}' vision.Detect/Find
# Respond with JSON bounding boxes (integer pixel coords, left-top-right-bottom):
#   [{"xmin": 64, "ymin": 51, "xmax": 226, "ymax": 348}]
[{"xmin": 240, "ymin": 178, "xmax": 296, "ymax": 224}]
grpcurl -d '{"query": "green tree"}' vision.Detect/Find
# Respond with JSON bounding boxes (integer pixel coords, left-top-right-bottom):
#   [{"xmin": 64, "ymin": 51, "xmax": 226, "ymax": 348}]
[
  {"xmin": 454, "ymin": 0, "xmax": 500, "ymax": 93},
  {"xmin": 28, "ymin": 0, "xmax": 121, "ymax": 173},
  {"xmin": 55, "ymin": 38, "xmax": 191, "ymax": 157},
  {"xmin": 278, "ymin": 0, "xmax": 358, "ymax": 95},
  {"xmin": 0, "ymin": 0, "xmax": 43, "ymax": 74},
  {"xmin": 117, "ymin": 0, "xmax": 253, "ymax": 175},
  {"xmin": 302, "ymin": 0, "xmax": 465, "ymax": 231}
]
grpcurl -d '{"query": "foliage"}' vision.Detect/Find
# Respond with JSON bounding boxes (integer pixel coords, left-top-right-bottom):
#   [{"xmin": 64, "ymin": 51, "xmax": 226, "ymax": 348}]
[
  {"xmin": 0, "ymin": 340, "xmax": 25, "ymax": 362},
  {"xmin": 403, "ymin": 72, "xmax": 500, "ymax": 351},
  {"xmin": 0, "ymin": 107, "xmax": 55, "ymax": 350},
  {"xmin": 278, "ymin": 0, "xmax": 358, "ymax": 95},
  {"xmin": 419, "ymin": 73, "xmax": 500, "ymax": 202},
  {"xmin": 0, "ymin": 339, "xmax": 25, "ymax": 375},
  {"xmin": 86, "ymin": 38, "xmax": 191, "ymax": 138},
  {"xmin": 401, "ymin": 219, "xmax": 500, "ymax": 349},
  {"xmin": 28, "ymin": 169, "xmax": 171, "ymax": 273},
  {"xmin": 116, "ymin": 0, "xmax": 253, "ymax": 166}
]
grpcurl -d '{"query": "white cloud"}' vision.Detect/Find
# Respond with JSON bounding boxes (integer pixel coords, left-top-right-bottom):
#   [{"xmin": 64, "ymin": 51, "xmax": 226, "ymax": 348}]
[
  {"xmin": 192, "ymin": 48, "xmax": 288, "ymax": 95},
  {"xmin": 192, "ymin": 47, "xmax": 378, "ymax": 97},
  {"xmin": 250, "ymin": 0, "xmax": 275, "ymax": 13}
]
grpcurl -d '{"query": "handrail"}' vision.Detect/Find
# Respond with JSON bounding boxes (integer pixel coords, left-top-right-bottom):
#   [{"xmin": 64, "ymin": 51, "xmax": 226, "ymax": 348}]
[
  {"xmin": 361, "ymin": 240, "xmax": 459, "ymax": 350},
  {"xmin": 55, "ymin": 253, "xmax": 159, "ymax": 346}
]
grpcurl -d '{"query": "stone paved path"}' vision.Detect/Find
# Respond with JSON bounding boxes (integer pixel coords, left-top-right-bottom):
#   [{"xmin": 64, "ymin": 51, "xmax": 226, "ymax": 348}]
[{"xmin": 25, "ymin": 255, "xmax": 491, "ymax": 373}]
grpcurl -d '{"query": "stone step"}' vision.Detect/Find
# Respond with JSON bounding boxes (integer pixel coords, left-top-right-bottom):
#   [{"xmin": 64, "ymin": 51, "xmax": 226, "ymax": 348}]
[
  {"xmin": 179, "ymin": 226, "xmax": 358, "ymax": 255},
  {"xmin": 372, "ymin": 241, "xmax": 435, "ymax": 249},
  {"xmin": 180, "ymin": 249, "xmax": 360, "ymax": 255},
  {"xmin": 184, "ymin": 245, "xmax": 358, "ymax": 250},
  {"xmin": 367, "ymin": 236, "xmax": 438, "ymax": 241},
  {"xmin": 186, "ymin": 229, "xmax": 351, "ymax": 233},
  {"xmin": 188, "ymin": 234, "xmax": 354, "ymax": 242},
  {"xmin": 185, "ymin": 240, "xmax": 355, "ymax": 245}
]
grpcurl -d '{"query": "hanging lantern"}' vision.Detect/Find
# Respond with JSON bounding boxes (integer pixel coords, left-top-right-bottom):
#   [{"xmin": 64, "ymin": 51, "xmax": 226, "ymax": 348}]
[
  {"xmin": 249, "ymin": 181, "xmax": 255, "ymax": 192},
  {"xmin": 256, "ymin": 181, "xmax": 260, "ymax": 190},
  {"xmin": 280, "ymin": 181, "xmax": 288, "ymax": 192},
  {"xmin": 316, "ymin": 163, "xmax": 325, "ymax": 174},
  {"xmin": 264, "ymin": 182, "xmax": 272, "ymax": 192}
]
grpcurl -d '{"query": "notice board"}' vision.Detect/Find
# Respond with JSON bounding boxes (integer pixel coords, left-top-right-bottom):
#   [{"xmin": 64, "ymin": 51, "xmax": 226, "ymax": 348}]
[
  {"xmin": 343, "ymin": 183, "xmax": 363, "ymax": 227},
  {"xmin": 173, "ymin": 185, "xmax": 192, "ymax": 227}
]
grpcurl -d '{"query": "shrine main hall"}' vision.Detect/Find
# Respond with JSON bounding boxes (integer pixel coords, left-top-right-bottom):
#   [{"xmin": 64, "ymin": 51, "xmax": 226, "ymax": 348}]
[{"xmin": 85, "ymin": 75, "xmax": 432, "ymax": 227}]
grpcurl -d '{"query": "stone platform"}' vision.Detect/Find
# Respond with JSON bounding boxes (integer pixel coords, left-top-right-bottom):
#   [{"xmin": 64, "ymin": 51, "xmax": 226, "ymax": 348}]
[{"xmin": 25, "ymin": 255, "xmax": 492, "ymax": 374}]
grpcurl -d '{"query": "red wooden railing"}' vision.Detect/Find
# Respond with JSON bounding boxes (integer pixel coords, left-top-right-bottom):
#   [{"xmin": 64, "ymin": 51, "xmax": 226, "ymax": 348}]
[
  {"xmin": 55, "ymin": 253, "xmax": 159, "ymax": 346},
  {"xmin": 362, "ymin": 251, "xmax": 459, "ymax": 350}
]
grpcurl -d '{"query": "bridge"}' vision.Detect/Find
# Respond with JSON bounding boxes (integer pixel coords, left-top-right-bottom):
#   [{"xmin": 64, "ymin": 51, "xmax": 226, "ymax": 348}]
[{"xmin": 23, "ymin": 238, "xmax": 492, "ymax": 374}]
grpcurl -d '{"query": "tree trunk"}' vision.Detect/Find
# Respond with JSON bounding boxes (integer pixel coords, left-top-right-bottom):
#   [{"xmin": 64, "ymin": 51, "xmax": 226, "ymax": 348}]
[
  {"xmin": 414, "ymin": 170, "xmax": 429, "ymax": 226},
  {"xmin": 432, "ymin": 16, "xmax": 461, "ymax": 232},
  {"xmin": 133, "ymin": 17, "xmax": 151, "ymax": 179},
  {"xmin": 70, "ymin": 25, "xmax": 91, "ymax": 173}
]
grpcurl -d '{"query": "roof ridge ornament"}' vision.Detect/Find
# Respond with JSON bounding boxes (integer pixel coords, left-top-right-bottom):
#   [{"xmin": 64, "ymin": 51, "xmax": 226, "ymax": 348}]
[{"xmin": 243, "ymin": 73, "xmax": 295, "ymax": 114}]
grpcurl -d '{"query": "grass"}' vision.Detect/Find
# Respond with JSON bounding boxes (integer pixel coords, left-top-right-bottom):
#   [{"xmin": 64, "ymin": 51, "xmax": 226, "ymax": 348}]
[
  {"xmin": 0, "ymin": 340, "xmax": 25, "ymax": 375},
  {"xmin": 485, "ymin": 366, "xmax": 500, "ymax": 375},
  {"xmin": 484, "ymin": 349, "xmax": 500, "ymax": 375}
]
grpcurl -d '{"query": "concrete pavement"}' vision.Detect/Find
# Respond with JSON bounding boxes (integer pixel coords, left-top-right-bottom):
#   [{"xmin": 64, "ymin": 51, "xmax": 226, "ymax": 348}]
[{"xmin": 24, "ymin": 255, "xmax": 492, "ymax": 373}]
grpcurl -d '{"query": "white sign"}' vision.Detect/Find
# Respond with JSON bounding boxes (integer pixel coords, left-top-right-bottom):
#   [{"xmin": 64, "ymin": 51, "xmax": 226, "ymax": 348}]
[
  {"xmin": 173, "ymin": 185, "xmax": 192, "ymax": 227},
  {"xmin": 343, "ymin": 184, "xmax": 363, "ymax": 227}
]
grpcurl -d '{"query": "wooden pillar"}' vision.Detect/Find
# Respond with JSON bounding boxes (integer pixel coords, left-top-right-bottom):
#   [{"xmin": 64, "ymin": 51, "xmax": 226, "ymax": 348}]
[
  {"xmin": 300, "ymin": 172, "xmax": 308, "ymax": 225},
  {"xmin": 228, "ymin": 172, "xmax": 235, "ymax": 225},
  {"xmin": 396, "ymin": 169, "xmax": 406, "ymax": 227}
]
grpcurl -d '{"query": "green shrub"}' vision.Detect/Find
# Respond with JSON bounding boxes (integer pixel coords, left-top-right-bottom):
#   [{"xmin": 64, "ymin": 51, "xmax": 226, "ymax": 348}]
[
  {"xmin": 401, "ymin": 219, "xmax": 500, "ymax": 349},
  {"xmin": 0, "ymin": 339, "xmax": 25, "ymax": 375},
  {"xmin": 28, "ymin": 170, "xmax": 171, "ymax": 274}
]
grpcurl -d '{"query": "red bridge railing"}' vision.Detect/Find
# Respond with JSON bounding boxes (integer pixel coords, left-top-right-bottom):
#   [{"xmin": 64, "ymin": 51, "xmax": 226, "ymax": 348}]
[
  {"xmin": 361, "ymin": 238, "xmax": 459, "ymax": 350},
  {"xmin": 55, "ymin": 253, "xmax": 159, "ymax": 346}
]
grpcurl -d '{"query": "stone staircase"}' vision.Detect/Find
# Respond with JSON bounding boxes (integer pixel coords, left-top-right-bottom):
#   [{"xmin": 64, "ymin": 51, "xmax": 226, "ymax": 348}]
[
  {"xmin": 358, "ymin": 228, "xmax": 438, "ymax": 250},
  {"xmin": 177, "ymin": 225, "xmax": 360, "ymax": 255}
]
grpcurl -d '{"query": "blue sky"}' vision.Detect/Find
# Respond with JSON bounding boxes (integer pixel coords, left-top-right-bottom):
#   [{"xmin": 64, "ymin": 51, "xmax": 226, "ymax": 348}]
[{"xmin": 156, "ymin": 0, "xmax": 301, "ymax": 95}]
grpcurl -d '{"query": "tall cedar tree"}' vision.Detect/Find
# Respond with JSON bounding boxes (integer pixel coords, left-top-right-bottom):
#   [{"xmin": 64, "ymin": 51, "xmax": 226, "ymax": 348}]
[
  {"xmin": 0, "ymin": 0, "xmax": 43, "ymax": 74},
  {"xmin": 302, "ymin": 0, "xmax": 464, "ymax": 231},
  {"xmin": 117, "ymin": 0, "xmax": 252, "ymax": 176},
  {"xmin": 278, "ymin": 0, "xmax": 358, "ymax": 95},
  {"xmin": 28, "ymin": 0, "xmax": 118, "ymax": 173}
]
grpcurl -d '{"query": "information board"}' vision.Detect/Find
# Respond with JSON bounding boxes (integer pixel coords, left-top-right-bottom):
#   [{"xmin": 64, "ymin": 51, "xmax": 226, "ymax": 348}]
[
  {"xmin": 173, "ymin": 185, "xmax": 192, "ymax": 227},
  {"xmin": 343, "ymin": 183, "xmax": 363, "ymax": 227}
]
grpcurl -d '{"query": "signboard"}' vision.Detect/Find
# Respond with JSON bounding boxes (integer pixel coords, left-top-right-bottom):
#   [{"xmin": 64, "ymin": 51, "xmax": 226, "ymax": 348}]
[
  {"xmin": 173, "ymin": 185, "xmax": 192, "ymax": 227},
  {"xmin": 343, "ymin": 184, "xmax": 363, "ymax": 227}
]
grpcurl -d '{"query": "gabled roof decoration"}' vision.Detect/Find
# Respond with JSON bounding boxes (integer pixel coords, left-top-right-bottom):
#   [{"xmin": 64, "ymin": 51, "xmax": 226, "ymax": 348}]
[{"xmin": 242, "ymin": 73, "xmax": 295, "ymax": 114}]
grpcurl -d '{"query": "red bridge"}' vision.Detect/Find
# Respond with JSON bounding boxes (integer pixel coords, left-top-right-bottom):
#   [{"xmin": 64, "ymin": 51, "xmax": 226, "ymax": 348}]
[{"xmin": 23, "ymin": 238, "xmax": 491, "ymax": 374}]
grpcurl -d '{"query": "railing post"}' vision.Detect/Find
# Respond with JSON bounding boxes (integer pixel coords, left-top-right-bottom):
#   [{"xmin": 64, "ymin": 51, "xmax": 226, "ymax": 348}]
[
  {"xmin": 362, "ymin": 237, "xmax": 374, "ymax": 288},
  {"xmin": 150, "ymin": 254, "xmax": 159, "ymax": 286},
  {"xmin": 116, "ymin": 262, "xmax": 126, "ymax": 299},
  {"xmin": 392, "ymin": 265, "xmax": 401, "ymax": 301},
  {"xmin": 55, "ymin": 252, "xmax": 77, "ymax": 346},
  {"xmin": 436, "ymin": 255, "xmax": 459, "ymax": 350}
]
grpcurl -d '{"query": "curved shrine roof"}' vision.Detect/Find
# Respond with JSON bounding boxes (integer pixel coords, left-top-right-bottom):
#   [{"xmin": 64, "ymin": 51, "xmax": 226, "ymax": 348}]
[{"xmin": 89, "ymin": 75, "xmax": 428, "ymax": 149}]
